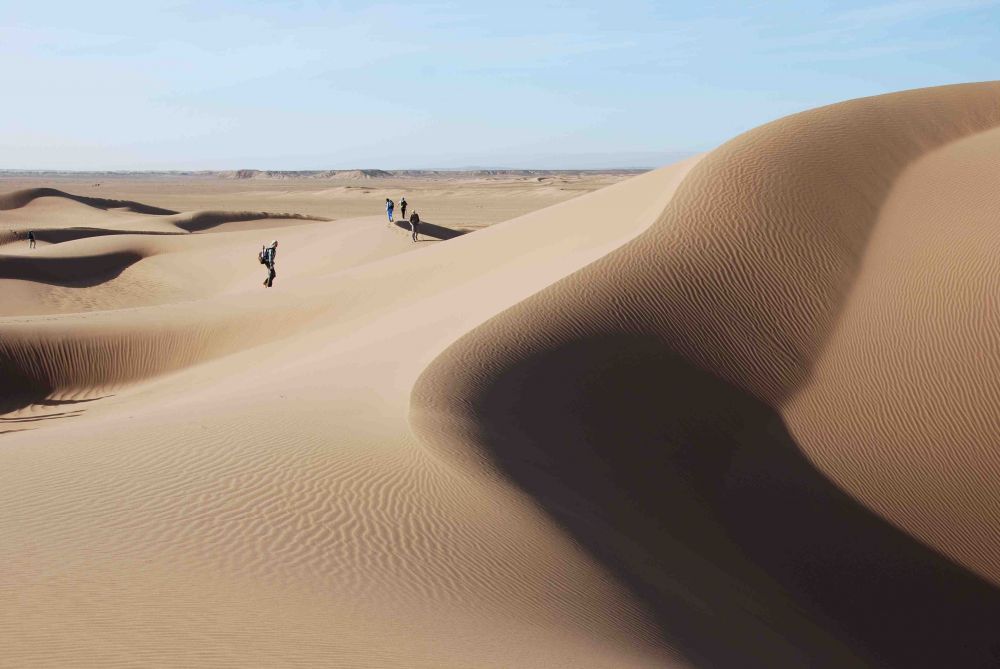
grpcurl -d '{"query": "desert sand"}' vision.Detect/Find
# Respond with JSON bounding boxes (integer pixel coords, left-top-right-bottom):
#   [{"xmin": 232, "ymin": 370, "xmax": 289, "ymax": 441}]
[
  {"xmin": 3, "ymin": 82, "xmax": 1000, "ymax": 667},
  {"xmin": 0, "ymin": 170, "xmax": 637, "ymax": 232}
]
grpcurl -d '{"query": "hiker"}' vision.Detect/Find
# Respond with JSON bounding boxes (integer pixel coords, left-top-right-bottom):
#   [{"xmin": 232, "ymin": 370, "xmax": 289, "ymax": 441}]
[
  {"xmin": 386, "ymin": 198, "xmax": 395, "ymax": 223},
  {"xmin": 27, "ymin": 231, "xmax": 35, "ymax": 249},
  {"xmin": 259, "ymin": 240, "xmax": 278, "ymax": 287},
  {"xmin": 409, "ymin": 211, "xmax": 420, "ymax": 242},
  {"xmin": 400, "ymin": 197, "xmax": 407, "ymax": 219}
]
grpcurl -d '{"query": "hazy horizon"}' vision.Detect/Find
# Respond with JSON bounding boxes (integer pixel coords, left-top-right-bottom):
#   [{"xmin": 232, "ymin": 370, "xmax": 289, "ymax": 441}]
[
  {"xmin": 0, "ymin": 149, "xmax": 692, "ymax": 173},
  {"xmin": 3, "ymin": 1, "xmax": 998, "ymax": 170}
]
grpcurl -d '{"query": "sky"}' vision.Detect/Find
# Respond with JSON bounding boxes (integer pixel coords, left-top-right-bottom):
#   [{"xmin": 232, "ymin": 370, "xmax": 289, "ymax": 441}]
[{"xmin": 1, "ymin": 0, "xmax": 997, "ymax": 170}]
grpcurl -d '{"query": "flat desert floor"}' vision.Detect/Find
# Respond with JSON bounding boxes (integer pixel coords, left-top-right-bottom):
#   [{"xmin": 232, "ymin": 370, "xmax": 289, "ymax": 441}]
[{"xmin": 3, "ymin": 82, "xmax": 1000, "ymax": 668}]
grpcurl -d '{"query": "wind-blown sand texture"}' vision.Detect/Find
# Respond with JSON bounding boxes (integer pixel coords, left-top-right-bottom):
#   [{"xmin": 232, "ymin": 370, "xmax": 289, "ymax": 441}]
[{"xmin": 3, "ymin": 82, "xmax": 1000, "ymax": 667}]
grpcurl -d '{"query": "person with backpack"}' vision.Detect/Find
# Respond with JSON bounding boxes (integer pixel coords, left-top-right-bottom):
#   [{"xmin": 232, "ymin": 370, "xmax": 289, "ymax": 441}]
[
  {"xmin": 386, "ymin": 198, "xmax": 395, "ymax": 223},
  {"xmin": 259, "ymin": 240, "xmax": 278, "ymax": 287},
  {"xmin": 399, "ymin": 197, "xmax": 407, "ymax": 219},
  {"xmin": 27, "ymin": 230, "xmax": 35, "ymax": 249},
  {"xmin": 409, "ymin": 211, "xmax": 420, "ymax": 242}
]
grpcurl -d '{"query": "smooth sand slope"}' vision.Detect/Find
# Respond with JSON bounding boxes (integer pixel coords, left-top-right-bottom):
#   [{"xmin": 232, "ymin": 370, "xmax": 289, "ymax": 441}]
[
  {"xmin": 3, "ymin": 82, "xmax": 1000, "ymax": 667},
  {"xmin": 412, "ymin": 81, "xmax": 1000, "ymax": 667},
  {"xmin": 0, "ymin": 162, "xmax": 697, "ymax": 667}
]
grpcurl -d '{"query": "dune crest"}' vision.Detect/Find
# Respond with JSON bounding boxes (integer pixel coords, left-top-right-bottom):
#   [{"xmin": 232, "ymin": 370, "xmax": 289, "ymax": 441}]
[
  {"xmin": 4, "ymin": 83, "xmax": 1000, "ymax": 667},
  {"xmin": 0, "ymin": 154, "xmax": 699, "ymax": 667},
  {"xmin": 0, "ymin": 193, "xmax": 349, "ymax": 408},
  {"xmin": 0, "ymin": 187, "xmax": 178, "ymax": 214},
  {"xmin": 412, "ymin": 82, "xmax": 1000, "ymax": 666}
]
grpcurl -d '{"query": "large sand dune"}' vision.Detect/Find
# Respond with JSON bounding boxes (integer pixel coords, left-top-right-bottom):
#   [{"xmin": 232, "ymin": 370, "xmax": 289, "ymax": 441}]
[{"xmin": 3, "ymin": 82, "xmax": 1000, "ymax": 667}]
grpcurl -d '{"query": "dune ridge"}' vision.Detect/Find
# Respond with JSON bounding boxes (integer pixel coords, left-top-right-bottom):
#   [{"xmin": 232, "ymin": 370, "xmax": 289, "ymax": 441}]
[
  {"xmin": 0, "ymin": 189, "xmax": 330, "ymax": 240},
  {"xmin": 412, "ymin": 81, "xmax": 1000, "ymax": 667},
  {"xmin": 0, "ymin": 187, "xmax": 179, "ymax": 214},
  {"xmin": 0, "ymin": 251, "xmax": 143, "ymax": 286},
  {"xmin": 0, "ymin": 156, "xmax": 698, "ymax": 668},
  {"xmin": 0, "ymin": 194, "xmax": 341, "ymax": 409},
  {"xmin": 4, "ymin": 82, "xmax": 1000, "ymax": 667},
  {"xmin": 167, "ymin": 210, "xmax": 329, "ymax": 232},
  {"xmin": 0, "ymin": 298, "xmax": 323, "ymax": 412}
]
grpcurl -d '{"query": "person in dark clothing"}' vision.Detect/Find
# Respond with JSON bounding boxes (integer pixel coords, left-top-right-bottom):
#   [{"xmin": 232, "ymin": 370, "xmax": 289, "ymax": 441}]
[
  {"xmin": 261, "ymin": 240, "xmax": 278, "ymax": 287},
  {"xmin": 27, "ymin": 230, "xmax": 35, "ymax": 249},
  {"xmin": 386, "ymin": 198, "xmax": 395, "ymax": 223},
  {"xmin": 400, "ymin": 197, "xmax": 407, "ymax": 219},
  {"xmin": 409, "ymin": 211, "xmax": 420, "ymax": 242}
]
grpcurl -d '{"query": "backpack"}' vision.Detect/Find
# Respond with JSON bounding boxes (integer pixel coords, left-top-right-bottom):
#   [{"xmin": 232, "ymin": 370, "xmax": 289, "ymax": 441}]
[{"xmin": 258, "ymin": 246, "xmax": 268, "ymax": 265}]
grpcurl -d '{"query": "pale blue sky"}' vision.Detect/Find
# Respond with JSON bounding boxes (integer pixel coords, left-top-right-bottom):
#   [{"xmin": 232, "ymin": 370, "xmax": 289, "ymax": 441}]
[{"xmin": 1, "ymin": 0, "xmax": 997, "ymax": 169}]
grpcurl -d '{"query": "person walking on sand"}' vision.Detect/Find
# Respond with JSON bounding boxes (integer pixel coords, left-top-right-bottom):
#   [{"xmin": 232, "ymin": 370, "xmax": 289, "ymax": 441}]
[
  {"xmin": 399, "ymin": 196, "xmax": 407, "ymax": 219},
  {"xmin": 386, "ymin": 198, "xmax": 395, "ymax": 224},
  {"xmin": 409, "ymin": 211, "xmax": 420, "ymax": 242},
  {"xmin": 27, "ymin": 230, "xmax": 35, "ymax": 249},
  {"xmin": 260, "ymin": 240, "xmax": 278, "ymax": 287}
]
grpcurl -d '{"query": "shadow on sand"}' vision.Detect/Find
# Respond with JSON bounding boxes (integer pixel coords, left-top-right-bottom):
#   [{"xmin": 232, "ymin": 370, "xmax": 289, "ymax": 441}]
[
  {"xmin": 0, "ymin": 395, "xmax": 113, "ymax": 432},
  {"xmin": 33, "ymin": 228, "xmax": 182, "ymax": 244},
  {"xmin": 0, "ymin": 251, "xmax": 143, "ymax": 287},
  {"xmin": 393, "ymin": 218, "xmax": 468, "ymax": 241},
  {"xmin": 414, "ymin": 332, "xmax": 1000, "ymax": 667},
  {"xmin": 0, "ymin": 187, "xmax": 178, "ymax": 215}
]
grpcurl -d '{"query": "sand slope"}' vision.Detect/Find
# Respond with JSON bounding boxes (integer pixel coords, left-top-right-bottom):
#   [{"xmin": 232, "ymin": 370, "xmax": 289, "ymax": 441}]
[
  {"xmin": 0, "ymin": 163, "xmax": 697, "ymax": 667},
  {"xmin": 412, "ymin": 82, "xmax": 1000, "ymax": 667},
  {"xmin": 4, "ymin": 82, "xmax": 1000, "ymax": 668}
]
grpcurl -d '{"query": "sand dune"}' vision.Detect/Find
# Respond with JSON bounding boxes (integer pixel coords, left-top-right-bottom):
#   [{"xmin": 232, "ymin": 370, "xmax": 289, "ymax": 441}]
[
  {"xmin": 166, "ymin": 210, "xmax": 328, "ymax": 233},
  {"xmin": 412, "ymin": 81, "xmax": 1000, "ymax": 666},
  {"xmin": 3, "ymin": 82, "xmax": 1000, "ymax": 667},
  {"xmin": 0, "ymin": 187, "xmax": 178, "ymax": 214},
  {"xmin": 0, "ymin": 159, "xmax": 696, "ymax": 668},
  {"xmin": 0, "ymin": 170, "xmax": 633, "ymax": 230},
  {"xmin": 0, "ymin": 251, "xmax": 143, "ymax": 286}
]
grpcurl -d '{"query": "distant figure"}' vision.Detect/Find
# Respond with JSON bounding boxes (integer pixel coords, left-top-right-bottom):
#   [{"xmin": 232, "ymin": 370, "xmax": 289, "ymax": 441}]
[
  {"xmin": 409, "ymin": 211, "xmax": 420, "ymax": 242},
  {"xmin": 386, "ymin": 198, "xmax": 395, "ymax": 223},
  {"xmin": 259, "ymin": 240, "xmax": 278, "ymax": 287},
  {"xmin": 400, "ymin": 197, "xmax": 407, "ymax": 219},
  {"xmin": 27, "ymin": 231, "xmax": 35, "ymax": 249}
]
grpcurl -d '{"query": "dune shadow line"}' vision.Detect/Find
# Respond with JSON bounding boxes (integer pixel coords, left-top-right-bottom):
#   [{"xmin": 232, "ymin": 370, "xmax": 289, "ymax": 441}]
[
  {"xmin": 0, "ymin": 187, "xmax": 178, "ymax": 215},
  {"xmin": 0, "ymin": 252, "xmax": 142, "ymax": 287},
  {"xmin": 0, "ymin": 394, "xmax": 113, "ymax": 420},
  {"xmin": 175, "ymin": 211, "xmax": 330, "ymax": 232},
  {"xmin": 414, "ymin": 332, "xmax": 1000, "ymax": 668},
  {"xmin": 34, "ymin": 228, "xmax": 182, "ymax": 244}
]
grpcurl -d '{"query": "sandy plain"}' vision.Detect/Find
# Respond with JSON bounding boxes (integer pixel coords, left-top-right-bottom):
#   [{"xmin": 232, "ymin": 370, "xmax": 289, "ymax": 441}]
[{"xmin": 3, "ymin": 82, "xmax": 1000, "ymax": 668}]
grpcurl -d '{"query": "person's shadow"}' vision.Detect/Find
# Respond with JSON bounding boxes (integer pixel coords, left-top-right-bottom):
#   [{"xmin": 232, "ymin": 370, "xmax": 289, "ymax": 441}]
[{"xmin": 393, "ymin": 218, "xmax": 467, "ymax": 240}]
